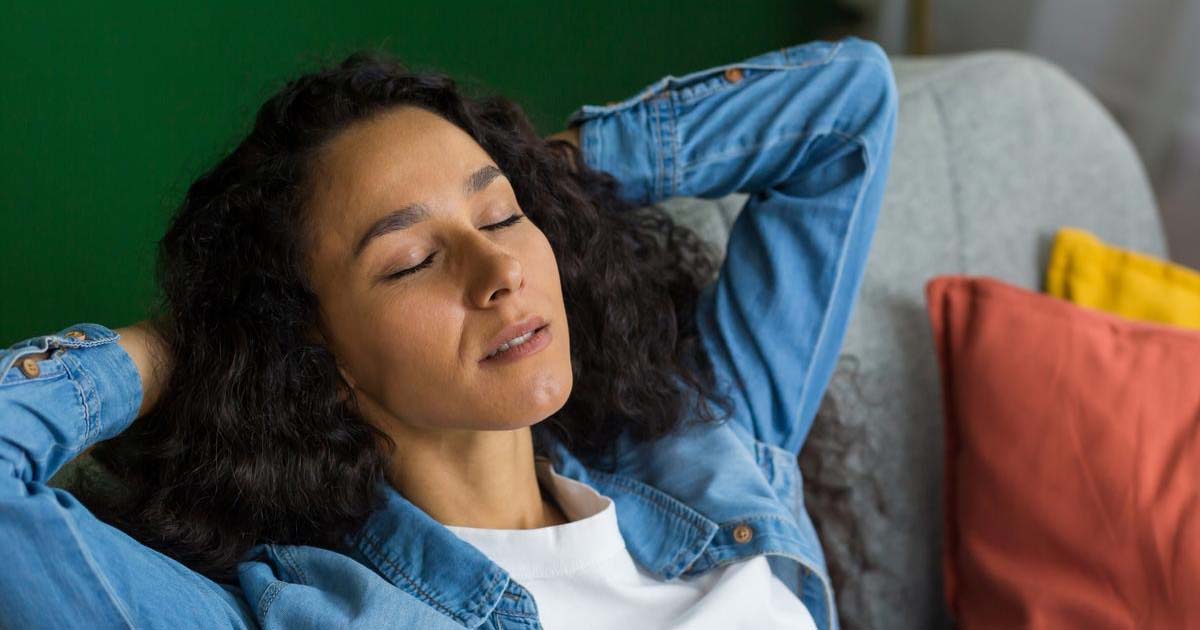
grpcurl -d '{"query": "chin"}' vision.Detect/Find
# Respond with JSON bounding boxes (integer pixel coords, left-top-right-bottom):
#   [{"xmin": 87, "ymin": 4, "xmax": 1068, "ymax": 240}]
[{"xmin": 497, "ymin": 380, "xmax": 572, "ymax": 431}]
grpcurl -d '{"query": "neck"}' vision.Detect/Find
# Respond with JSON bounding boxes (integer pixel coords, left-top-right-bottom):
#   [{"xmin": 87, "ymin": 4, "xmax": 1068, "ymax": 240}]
[{"xmin": 381, "ymin": 422, "xmax": 570, "ymax": 530}]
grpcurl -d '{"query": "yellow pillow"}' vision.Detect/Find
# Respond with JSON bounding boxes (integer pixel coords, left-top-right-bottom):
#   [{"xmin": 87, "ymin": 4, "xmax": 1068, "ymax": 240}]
[{"xmin": 1046, "ymin": 227, "xmax": 1200, "ymax": 329}]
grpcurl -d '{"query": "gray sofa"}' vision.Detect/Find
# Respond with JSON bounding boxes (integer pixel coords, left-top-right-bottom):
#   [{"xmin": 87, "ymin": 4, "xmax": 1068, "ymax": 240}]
[
  {"xmin": 655, "ymin": 49, "xmax": 1169, "ymax": 629},
  {"xmin": 49, "ymin": 47, "xmax": 1168, "ymax": 630}
]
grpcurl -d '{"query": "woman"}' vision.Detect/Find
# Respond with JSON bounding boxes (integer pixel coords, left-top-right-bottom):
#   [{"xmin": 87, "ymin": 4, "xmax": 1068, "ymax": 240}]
[{"xmin": 0, "ymin": 35, "xmax": 896, "ymax": 629}]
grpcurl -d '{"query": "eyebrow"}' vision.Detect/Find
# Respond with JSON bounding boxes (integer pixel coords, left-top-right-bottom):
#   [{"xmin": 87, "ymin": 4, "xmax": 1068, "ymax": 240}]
[{"xmin": 352, "ymin": 164, "xmax": 507, "ymax": 260}]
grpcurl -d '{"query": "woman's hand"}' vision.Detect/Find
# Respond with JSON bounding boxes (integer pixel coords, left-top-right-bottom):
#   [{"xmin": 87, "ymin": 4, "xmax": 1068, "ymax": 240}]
[
  {"xmin": 546, "ymin": 126, "xmax": 580, "ymax": 148},
  {"xmin": 116, "ymin": 320, "xmax": 173, "ymax": 419},
  {"xmin": 545, "ymin": 126, "xmax": 582, "ymax": 172}
]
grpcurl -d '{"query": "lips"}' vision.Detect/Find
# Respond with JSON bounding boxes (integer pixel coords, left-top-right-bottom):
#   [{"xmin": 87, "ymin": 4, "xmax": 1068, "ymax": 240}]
[{"xmin": 480, "ymin": 315, "xmax": 548, "ymax": 361}]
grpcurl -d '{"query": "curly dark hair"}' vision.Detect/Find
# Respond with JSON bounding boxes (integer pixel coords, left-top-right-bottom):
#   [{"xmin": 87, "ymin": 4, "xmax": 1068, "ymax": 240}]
[{"xmin": 75, "ymin": 49, "xmax": 737, "ymax": 584}]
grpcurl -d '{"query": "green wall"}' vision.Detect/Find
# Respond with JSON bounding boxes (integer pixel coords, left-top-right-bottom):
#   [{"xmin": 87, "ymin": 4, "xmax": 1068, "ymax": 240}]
[{"xmin": 0, "ymin": 2, "xmax": 835, "ymax": 342}]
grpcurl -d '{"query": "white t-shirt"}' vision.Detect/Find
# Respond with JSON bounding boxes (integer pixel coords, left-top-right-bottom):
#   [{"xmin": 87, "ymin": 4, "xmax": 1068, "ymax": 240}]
[{"xmin": 445, "ymin": 458, "xmax": 818, "ymax": 630}]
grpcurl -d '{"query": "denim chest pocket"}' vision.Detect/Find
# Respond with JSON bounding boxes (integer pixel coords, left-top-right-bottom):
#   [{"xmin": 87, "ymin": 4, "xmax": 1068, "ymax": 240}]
[{"xmin": 565, "ymin": 39, "xmax": 843, "ymax": 125}]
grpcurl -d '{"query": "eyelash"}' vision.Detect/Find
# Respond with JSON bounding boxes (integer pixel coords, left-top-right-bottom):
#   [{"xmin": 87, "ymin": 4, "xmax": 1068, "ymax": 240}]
[{"xmin": 386, "ymin": 213, "xmax": 526, "ymax": 280}]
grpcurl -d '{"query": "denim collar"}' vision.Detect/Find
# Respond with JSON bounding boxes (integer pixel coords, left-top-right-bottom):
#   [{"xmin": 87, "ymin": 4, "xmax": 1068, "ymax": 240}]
[{"xmin": 341, "ymin": 417, "xmax": 816, "ymax": 627}]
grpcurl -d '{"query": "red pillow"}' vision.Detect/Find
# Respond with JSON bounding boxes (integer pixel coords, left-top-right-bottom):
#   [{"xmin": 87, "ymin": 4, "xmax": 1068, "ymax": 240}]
[{"xmin": 926, "ymin": 275, "xmax": 1200, "ymax": 628}]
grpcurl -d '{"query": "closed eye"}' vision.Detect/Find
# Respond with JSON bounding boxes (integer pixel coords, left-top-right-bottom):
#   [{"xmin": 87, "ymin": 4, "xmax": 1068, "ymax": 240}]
[
  {"xmin": 384, "ymin": 213, "xmax": 526, "ymax": 281},
  {"xmin": 482, "ymin": 213, "xmax": 525, "ymax": 232}
]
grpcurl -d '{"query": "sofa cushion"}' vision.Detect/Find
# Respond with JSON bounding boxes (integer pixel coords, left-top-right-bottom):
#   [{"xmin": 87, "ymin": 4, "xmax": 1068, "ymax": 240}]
[
  {"xmin": 926, "ymin": 275, "xmax": 1200, "ymax": 628},
  {"xmin": 1047, "ymin": 226, "xmax": 1200, "ymax": 328}
]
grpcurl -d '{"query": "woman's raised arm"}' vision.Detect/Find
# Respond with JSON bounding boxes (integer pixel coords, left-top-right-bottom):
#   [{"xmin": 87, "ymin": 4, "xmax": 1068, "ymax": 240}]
[
  {"xmin": 563, "ymin": 36, "xmax": 898, "ymax": 457},
  {"xmin": 0, "ymin": 323, "xmax": 255, "ymax": 628}
]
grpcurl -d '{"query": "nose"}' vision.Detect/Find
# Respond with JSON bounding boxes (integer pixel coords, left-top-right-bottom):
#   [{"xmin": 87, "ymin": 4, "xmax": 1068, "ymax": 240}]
[{"xmin": 468, "ymin": 238, "xmax": 525, "ymax": 308}]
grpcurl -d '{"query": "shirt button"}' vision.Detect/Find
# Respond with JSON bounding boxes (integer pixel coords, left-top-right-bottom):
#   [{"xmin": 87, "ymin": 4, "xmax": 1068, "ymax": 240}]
[
  {"xmin": 723, "ymin": 67, "xmax": 744, "ymax": 83},
  {"xmin": 19, "ymin": 357, "xmax": 41, "ymax": 378},
  {"xmin": 733, "ymin": 523, "xmax": 754, "ymax": 543},
  {"xmin": 65, "ymin": 330, "xmax": 87, "ymax": 341}
]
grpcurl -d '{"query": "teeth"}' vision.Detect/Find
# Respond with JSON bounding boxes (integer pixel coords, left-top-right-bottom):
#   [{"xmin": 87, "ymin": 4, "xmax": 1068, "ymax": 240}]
[{"xmin": 488, "ymin": 329, "xmax": 536, "ymax": 359}]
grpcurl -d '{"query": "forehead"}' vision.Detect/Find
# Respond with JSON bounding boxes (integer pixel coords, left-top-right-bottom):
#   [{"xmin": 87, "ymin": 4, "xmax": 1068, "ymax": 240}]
[
  {"xmin": 314, "ymin": 106, "xmax": 487, "ymax": 210},
  {"xmin": 305, "ymin": 106, "xmax": 493, "ymax": 269}
]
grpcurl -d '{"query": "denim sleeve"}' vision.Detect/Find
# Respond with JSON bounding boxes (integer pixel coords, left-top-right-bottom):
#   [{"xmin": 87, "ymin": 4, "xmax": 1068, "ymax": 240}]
[
  {"xmin": 566, "ymin": 36, "xmax": 898, "ymax": 456},
  {"xmin": 0, "ymin": 323, "xmax": 256, "ymax": 628}
]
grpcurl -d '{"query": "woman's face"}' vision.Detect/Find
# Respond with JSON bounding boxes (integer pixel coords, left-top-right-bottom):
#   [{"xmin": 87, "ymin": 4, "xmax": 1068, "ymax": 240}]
[{"xmin": 303, "ymin": 105, "xmax": 573, "ymax": 434}]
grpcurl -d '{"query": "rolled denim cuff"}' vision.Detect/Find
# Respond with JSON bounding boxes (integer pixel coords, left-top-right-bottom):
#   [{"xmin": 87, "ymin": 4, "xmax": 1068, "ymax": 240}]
[
  {"xmin": 0, "ymin": 322, "xmax": 140, "ymax": 482},
  {"xmin": 61, "ymin": 323, "xmax": 143, "ymax": 443},
  {"xmin": 4, "ymin": 322, "xmax": 145, "ymax": 445}
]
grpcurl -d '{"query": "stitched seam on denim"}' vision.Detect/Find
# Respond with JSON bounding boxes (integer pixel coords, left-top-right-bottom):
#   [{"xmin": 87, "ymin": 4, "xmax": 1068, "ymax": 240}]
[
  {"xmin": 71, "ymin": 375, "xmax": 91, "ymax": 449},
  {"xmin": 786, "ymin": 39, "xmax": 843, "ymax": 65},
  {"xmin": 754, "ymin": 440, "xmax": 777, "ymax": 483},
  {"xmin": 256, "ymin": 581, "xmax": 287, "ymax": 619},
  {"xmin": 679, "ymin": 127, "xmax": 856, "ymax": 173},
  {"xmin": 672, "ymin": 39, "xmax": 847, "ymax": 107},
  {"xmin": 680, "ymin": 127, "xmax": 881, "ymax": 455},
  {"xmin": 674, "ymin": 68, "xmax": 773, "ymax": 106},
  {"xmin": 358, "ymin": 529, "xmax": 507, "ymax": 624},
  {"xmin": 58, "ymin": 506, "xmax": 137, "ymax": 628},
  {"xmin": 676, "ymin": 52, "xmax": 892, "ymax": 159},
  {"xmin": 652, "ymin": 98, "xmax": 664, "ymax": 203},
  {"xmin": 493, "ymin": 608, "xmax": 539, "ymax": 621},
  {"xmin": 703, "ymin": 547, "xmax": 815, "ymax": 565},
  {"xmin": 0, "ymin": 340, "xmax": 61, "ymax": 381},
  {"xmin": 789, "ymin": 135, "xmax": 873, "ymax": 455},
  {"xmin": 474, "ymin": 571, "xmax": 507, "ymax": 623},
  {"xmin": 276, "ymin": 545, "xmax": 311, "ymax": 586},
  {"xmin": 357, "ymin": 533, "xmax": 451, "ymax": 614},
  {"xmin": 63, "ymin": 338, "xmax": 113, "ymax": 348},
  {"xmin": 0, "ymin": 367, "xmax": 67, "ymax": 389},
  {"xmin": 588, "ymin": 470, "xmax": 700, "ymax": 573},
  {"xmin": 759, "ymin": 439, "xmax": 797, "ymax": 461},
  {"xmin": 472, "ymin": 558, "xmax": 507, "ymax": 620},
  {"xmin": 719, "ymin": 513, "xmax": 797, "ymax": 525},
  {"xmin": 828, "ymin": 54, "xmax": 891, "ymax": 80},
  {"xmin": 667, "ymin": 97, "xmax": 680, "ymax": 197},
  {"xmin": 591, "ymin": 469, "xmax": 710, "ymax": 530},
  {"xmin": 0, "ymin": 351, "xmax": 16, "ymax": 381},
  {"xmin": 759, "ymin": 440, "xmax": 803, "ymax": 493},
  {"xmin": 719, "ymin": 530, "xmax": 811, "ymax": 563},
  {"xmin": 674, "ymin": 51, "xmax": 887, "ymax": 110},
  {"xmin": 58, "ymin": 324, "xmax": 119, "ymax": 348},
  {"xmin": 588, "ymin": 469, "xmax": 713, "ymax": 574},
  {"xmin": 357, "ymin": 531, "xmax": 465, "ymax": 621},
  {"xmin": 63, "ymin": 352, "xmax": 99, "ymax": 447},
  {"xmin": 822, "ymin": 40, "xmax": 845, "ymax": 64},
  {"xmin": 83, "ymin": 355, "xmax": 100, "ymax": 445},
  {"xmin": 689, "ymin": 546, "xmax": 828, "ymax": 583}
]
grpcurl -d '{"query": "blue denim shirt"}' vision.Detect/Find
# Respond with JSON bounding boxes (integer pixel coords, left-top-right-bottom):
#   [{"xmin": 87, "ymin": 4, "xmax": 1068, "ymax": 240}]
[{"xmin": 0, "ymin": 36, "xmax": 896, "ymax": 630}]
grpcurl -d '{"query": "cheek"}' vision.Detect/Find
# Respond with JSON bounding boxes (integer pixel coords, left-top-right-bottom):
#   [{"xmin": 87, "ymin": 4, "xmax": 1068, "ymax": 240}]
[
  {"xmin": 368, "ymin": 296, "xmax": 465, "ymax": 389},
  {"xmin": 352, "ymin": 294, "xmax": 481, "ymax": 431},
  {"xmin": 529, "ymin": 230, "xmax": 563, "ymax": 284},
  {"xmin": 528, "ymin": 231, "xmax": 571, "ymax": 351}
]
